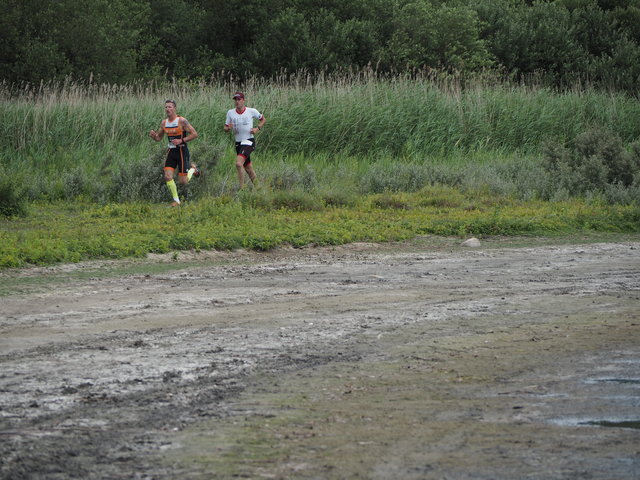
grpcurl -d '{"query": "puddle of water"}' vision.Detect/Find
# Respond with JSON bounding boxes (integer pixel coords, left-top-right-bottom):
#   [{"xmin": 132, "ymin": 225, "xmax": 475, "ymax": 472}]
[
  {"xmin": 549, "ymin": 417, "xmax": 640, "ymax": 429},
  {"xmin": 584, "ymin": 378, "xmax": 640, "ymax": 385},
  {"xmin": 580, "ymin": 420, "xmax": 640, "ymax": 430}
]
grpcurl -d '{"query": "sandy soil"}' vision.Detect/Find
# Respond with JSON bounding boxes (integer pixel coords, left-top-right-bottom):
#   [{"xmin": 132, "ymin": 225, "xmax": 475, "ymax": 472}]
[{"xmin": 1, "ymin": 237, "xmax": 639, "ymax": 479}]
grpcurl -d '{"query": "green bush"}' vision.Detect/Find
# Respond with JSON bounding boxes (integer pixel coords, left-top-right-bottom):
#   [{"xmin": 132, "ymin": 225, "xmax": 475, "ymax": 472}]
[
  {"xmin": 107, "ymin": 151, "xmax": 167, "ymax": 203},
  {"xmin": 106, "ymin": 140, "xmax": 224, "ymax": 203},
  {"xmin": 576, "ymin": 128, "xmax": 637, "ymax": 186},
  {"xmin": 359, "ymin": 161, "xmax": 432, "ymax": 194},
  {"xmin": 268, "ymin": 162, "xmax": 318, "ymax": 191},
  {"xmin": 319, "ymin": 188, "xmax": 358, "ymax": 208},
  {"xmin": 371, "ymin": 192, "xmax": 412, "ymax": 210},
  {"xmin": 0, "ymin": 178, "xmax": 28, "ymax": 217},
  {"xmin": 542, "ymin": 128, "xmax": 640, "ymax": 203},
  {"xmin": 241, "ymin": 188, "xmax": 323, "ymax": 212}
]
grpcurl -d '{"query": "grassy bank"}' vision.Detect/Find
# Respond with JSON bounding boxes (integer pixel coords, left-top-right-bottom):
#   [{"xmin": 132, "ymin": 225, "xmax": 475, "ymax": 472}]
[
  {"xmin": 2, "ymin": 73, "xmax": 640, "ymax": 205},
  {"xmin": 1, "ymin": 187, "xmax": 638, "ymax": 268},
  {"xmin": 2, "ymin": 74, "xmax": 639, "ymax": 268}
]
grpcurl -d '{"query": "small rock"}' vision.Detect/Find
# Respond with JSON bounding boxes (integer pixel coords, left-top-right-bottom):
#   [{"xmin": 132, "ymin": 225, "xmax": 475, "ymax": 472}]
[{"xmin": 462, "ymin": 237, "xmax": 481, "ymax": 248}]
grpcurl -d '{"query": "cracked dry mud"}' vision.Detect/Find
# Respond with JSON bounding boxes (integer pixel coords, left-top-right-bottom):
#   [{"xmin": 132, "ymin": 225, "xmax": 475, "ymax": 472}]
[{"xmin": 1, "ymin": 238, "xmax": 639, "ymax": 479}]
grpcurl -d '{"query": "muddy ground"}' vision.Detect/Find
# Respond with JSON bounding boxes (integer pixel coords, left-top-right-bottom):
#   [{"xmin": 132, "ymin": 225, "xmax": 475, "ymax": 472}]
[{"xmin": 1, "ymin": 236, "xmax": 639, "ymax": 479}]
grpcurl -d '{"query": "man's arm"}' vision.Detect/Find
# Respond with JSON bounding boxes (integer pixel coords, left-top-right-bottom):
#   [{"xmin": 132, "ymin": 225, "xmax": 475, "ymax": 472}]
[
  {"xmin": 179, "ymin": 118, "xmax": 198, "ymax": 145},
  {"xmin": 252, "ymin": 116, "xmax": 266, "ymax": 135},
  {"xmin": 149, "ymin": 121, "xmax": 165, "ymax": 142},
  {"xmin": 224, "ymin": 111, "xmax": 233, "ymax": 132}
]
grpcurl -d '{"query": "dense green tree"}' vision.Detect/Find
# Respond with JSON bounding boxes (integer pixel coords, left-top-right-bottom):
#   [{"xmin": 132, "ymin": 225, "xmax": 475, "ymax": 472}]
[
  {"xmin": 476, "ymin": 1, "xmax": 583, "ymax": 80},
  {"xmin": 608, "ymin": 1, "xmax": 640, "ymax": 43},
  {"xmin": 587, "ymin": 36, "xmax": 640, "ymax": 90},
  {"xmin": 218, "ymin": 0, "xmax": 384, "ymax": 76},
  {"xmin": 385, "ymin": 1, "xmax": 492, "ymax": 71},
  {"xmin": 570, "ymin": 1, "xmax": 620, "ymax": 57},
  {"xmin": 2, "ymin": 0, "xmax": 151, "ymax": 84},
  {"xmin": 194, "ymin": 0, "xmax": 283, "ymax": 77},
  {"xmin": 1, "ymin": 0, "xmax": 71, "ymax": 83},
  {"xmin": 144, "ymin": 0, "xmax": 210, "ymax": 78},
  {"xmin": 326, "ymin": 17, "xmax": 380, "ymax": 68},
  {"xmin": 249, "ymin": 8, "xmax": 325, "ymax": 74},
  {"xmin": 1, "ymin": 0, "xmax": 638, "ymax": 91}
]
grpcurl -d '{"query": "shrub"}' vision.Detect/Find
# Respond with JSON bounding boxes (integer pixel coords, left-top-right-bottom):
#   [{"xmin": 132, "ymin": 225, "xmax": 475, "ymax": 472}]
[
  {"xmin": 268, "ymin": 162, "xmax": 318, "ymax": 191},
  {"xmin": 0, "ymin": 178, "xmax": 27, "ymax": 217},
  {"xmin": 236, "ymin": 188, "xmax": 323, "ymax": 211},
  {"xmin": 107, "ymin": 151, "xmax": 167, "ymax": 203},
  {"xmin": 371, "ymin": 192, "xmax": 412, "ymax": 210},
  {"xmin": 359, "ymin": 161, "xmax": 432, "ymax": 194},
  {"xmin": 574, "ymin": 128, "xmax": 636, "ymax": 186},
  {"xmin": 270, "ymin": 190, "xmax": 323, "ymax": 211},
  {"xmin": 416, "ymin": 185, "xmax": 465, "ymax": 208},
  {"xmin": 319, "ymin": 188, "xmax": 357, "ymax": 208},
  {"xmin": 105, "ymin": 140, "xmax": 224, "ymax": 203},
  {"xmin": 542, "ymin": 128, "xmax": 640, "ymax": 203}
]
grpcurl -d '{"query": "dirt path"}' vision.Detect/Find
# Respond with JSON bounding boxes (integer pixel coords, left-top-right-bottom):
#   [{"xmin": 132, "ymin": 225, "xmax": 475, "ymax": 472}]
[{"xmin": 1, "ymin": 238, "xmax": 639, "ymax": 479}]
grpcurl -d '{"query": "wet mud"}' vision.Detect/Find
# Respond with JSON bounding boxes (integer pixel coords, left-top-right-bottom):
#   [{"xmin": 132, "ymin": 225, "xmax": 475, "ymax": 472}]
[{"xmin": 1, "ymin": 238, "xmax": 639, "ymax": 479}]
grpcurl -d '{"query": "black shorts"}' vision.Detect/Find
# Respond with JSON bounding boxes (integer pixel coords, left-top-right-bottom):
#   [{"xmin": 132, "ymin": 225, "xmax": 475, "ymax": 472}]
[
  {"xmin": 165, "ymin": 146, "xmax": 191, "ymax": 175},
  {"xmin": 235, "ymin": 139, "xmax": 256, "ymax": 165}
]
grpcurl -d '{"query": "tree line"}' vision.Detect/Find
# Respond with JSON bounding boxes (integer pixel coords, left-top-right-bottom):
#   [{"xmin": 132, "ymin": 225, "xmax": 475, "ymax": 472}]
[{"xmin": 3, "ymin": 0, "xmax": 639, "ymax": 92}]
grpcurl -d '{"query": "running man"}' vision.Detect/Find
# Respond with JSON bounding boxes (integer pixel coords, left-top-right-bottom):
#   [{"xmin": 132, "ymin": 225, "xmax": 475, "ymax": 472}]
[
  {"xmin": 149, "ymin": 99, "xmax": 200, "ymax": 206},
  {"xmin": 223, "ymin": 91, "xmax": 266, "ymax": 189}
]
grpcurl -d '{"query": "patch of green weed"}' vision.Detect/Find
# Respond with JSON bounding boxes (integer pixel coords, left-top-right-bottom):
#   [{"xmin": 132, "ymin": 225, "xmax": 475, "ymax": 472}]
[{"xmin": 1, "ymin": 195, "xmax": 639, "ymax": 269}]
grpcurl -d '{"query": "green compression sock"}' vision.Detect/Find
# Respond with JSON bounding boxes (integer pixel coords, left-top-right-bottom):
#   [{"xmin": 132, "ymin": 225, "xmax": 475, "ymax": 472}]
[{"xmin": 166, "ymin": 179, "xmax": 179, "ymax": 202}]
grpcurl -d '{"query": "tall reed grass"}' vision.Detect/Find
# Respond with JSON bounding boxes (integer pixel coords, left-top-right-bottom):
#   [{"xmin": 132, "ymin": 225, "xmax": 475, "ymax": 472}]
[{"xmin": 2, "ymin": 71, "xmax": 639, "ymax": 205}]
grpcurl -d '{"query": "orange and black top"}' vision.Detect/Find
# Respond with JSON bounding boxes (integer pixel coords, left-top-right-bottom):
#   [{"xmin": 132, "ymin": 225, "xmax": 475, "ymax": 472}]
[{"xmin": 164, "ymin": 116, "xmax": 186, "ymax": 149}]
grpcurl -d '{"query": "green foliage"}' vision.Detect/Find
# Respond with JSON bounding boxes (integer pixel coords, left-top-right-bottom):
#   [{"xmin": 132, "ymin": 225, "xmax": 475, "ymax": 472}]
[
  {"xmin": 474, "ymin": 0, "xmax": 640, "ymax": 90},
  {"xmin": 359, "ymin": 161, "xmax": 434, "ymax": 193},
  {"xmin": 1, "ymin": 194, "xmax": 638, "ymax": 268},
  {"xmin": 543, "ymin": 128, "xmax": 640, "ymax": 202},
  {"xmin": 318, "ymin": 188, "xmax": 358, "ymax": 208},
  {"xmin": 476, "ymin": 0, "xmax": 580, "ymax": 79},
  {"xmin": 2, "ymin": 0, "xmax": 640, "ymax": 92},
  {"xmin": 250, "ymin": 9, "xmax": 324, "ymax": 75},
  {"xmin": 266, "ymin": 162, "xmax": 318, "ymax": 191},
  {"xmin": 107, "ymin": 152, "xmax": 168, "ymax": 204},
  {"xmin": 416, "ymin": 185, "xmax": 466, "ymax": 208},
  {"xmin": 237, "ymin": 188, "xmax": 324, "ymax": 212},
  {"xmin": 3, "ymin": 74, "xmax": 640, "ymax": 208},
  {"xmin": 386, "ymin": 2, "xmax": 493, "ymax": 71},
  {"xmin": 145, "ymin": 0, "xmax": 209, "ymax": 78},
  {"xmin": 3, "ymin": 0, "xmax": 150, "ymax": 84},
  {"xmin": 370, "ymin": 192, "xmax": 412, "ymax": 210},
  {"xmin": 268, "ymin": 190, "xmax": 323, "ymax": 212},
  {"xmin": 0, "ymin": 178, "xmax": 27, "ymax": 217}
]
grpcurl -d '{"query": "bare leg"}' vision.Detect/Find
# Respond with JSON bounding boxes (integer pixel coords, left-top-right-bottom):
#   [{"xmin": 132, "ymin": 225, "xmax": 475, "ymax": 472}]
[
  {"xmin": 236, "ymin": 156, "xmax": 246, "ymax": 188},
  {"xmin": 244, "ymin": 163, "xmax": 257, "ymax": 184}
]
